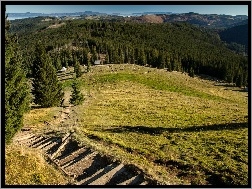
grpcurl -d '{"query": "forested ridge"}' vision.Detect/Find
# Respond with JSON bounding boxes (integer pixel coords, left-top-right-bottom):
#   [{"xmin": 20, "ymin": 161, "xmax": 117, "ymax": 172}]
[
  {"xmin": 219, "ymin": 23, "xmax": 248, "ymax": 54},
  {"xmin": 11, "ymin": 17, "xmax": 248, "ymax": 87}
]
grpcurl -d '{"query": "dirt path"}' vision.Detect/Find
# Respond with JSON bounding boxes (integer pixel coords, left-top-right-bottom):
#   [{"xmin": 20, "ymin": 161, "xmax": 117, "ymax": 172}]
[
  {"xmin": 13, "ymin": 103, "xmax": 159, "ymax": 185},
  {"xmin": 11, "ymin": 68, "xmax": 163, "ymax": 185},
  {"xmin": 13, "ymin": 129, "xmax": 159, "ymax": 185}
]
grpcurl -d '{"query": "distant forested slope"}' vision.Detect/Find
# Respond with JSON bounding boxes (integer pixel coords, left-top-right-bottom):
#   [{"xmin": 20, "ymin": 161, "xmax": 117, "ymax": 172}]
[
  {"xmin": 219, "ymin": 23, "xmax": 248, "ymax": 54},
  {"xmin": 10, "ymin": 18, "xmax": 248, "ymax": 87},
  {"xmin": 10, "ymin": 16, "xmax": 58, "ymax": 34}
]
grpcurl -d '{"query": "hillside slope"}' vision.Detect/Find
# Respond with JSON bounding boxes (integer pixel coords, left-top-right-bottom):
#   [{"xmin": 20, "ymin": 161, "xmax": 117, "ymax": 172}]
[
  {"xmin": 10, "ymin": 64, "xmax": 248, "ymax": 185},
  {"xmin": 10, "ymin": 18, "xmax": 248, "ymax": 86},
  {"xmin": 219, "ymin": 23, "xmax": 248, "ymax": 53}
]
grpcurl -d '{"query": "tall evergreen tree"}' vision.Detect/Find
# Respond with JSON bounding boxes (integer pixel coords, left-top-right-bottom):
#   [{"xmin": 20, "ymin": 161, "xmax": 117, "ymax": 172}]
[
  {"xmin": 189, "ymin": 67, "xmax": 195, "ymax": 78},
  {"xmin": 235, "ymin": 69, "xmax": 243, "ymax": 87},
  {"xmin": 74, "ymin": 60, "xmax": 82, "ymax": 78},
  {"xmin": 52, "ymin": 55, "xmax": 62, "ymax": 70},
  {"xmin": 138, "ymin": 48, "xmax": 146, "ymax": 66},
  {"xmin": 5, "ymin": 13, "xmax": 31, "ymax": 143},
  {"xmin": 124, "ymin": 47, "xmax": 129, "ymax": 64},
  {"xmin": 87, "ymin": 57, "xmax": 91, "ymax": 72},
  {"xmin": 104, "ymin": 53, "xmax": 110, "ymax": 64},
  {"xmin": 32, "ymin": 42, "xmax": 64, "ymax": 108},
  {"xmin": 70, "ymin": 78, "xmax": 84, "ymax": 106}
]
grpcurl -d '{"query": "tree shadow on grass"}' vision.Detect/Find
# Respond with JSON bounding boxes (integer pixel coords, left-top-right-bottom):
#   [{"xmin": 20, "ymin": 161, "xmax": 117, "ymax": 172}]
[
  {"xmin": 214, "ymin": 84, "xmax": 236, "ymax": 87},
  {"xmin": 30, "ymin": 105, "xmax": 43, "ymax": 110},
  {"xmin": 104, "ymin": 122, "xmax": 248, "ymax": 135},
  {"xmin": 30, "ymin": 105, "xmax": 62, "ymax": 110},
  {"xmin": 231, "ymin": 89, "xmax": 248, "ymax": 93}
]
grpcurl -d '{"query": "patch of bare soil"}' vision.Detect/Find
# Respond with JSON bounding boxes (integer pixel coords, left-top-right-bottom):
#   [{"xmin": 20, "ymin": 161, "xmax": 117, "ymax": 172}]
[
  {"xmin": 47, "ymin": 22, "xmax": 66, "ymax": 29},
  {"xmin": 141, "ymin": 15, "xmax": 164, "ymax": 23}
]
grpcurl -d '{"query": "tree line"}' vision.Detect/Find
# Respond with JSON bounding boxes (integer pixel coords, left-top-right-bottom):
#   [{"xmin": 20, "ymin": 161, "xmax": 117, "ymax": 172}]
[{"xmin": 13, "ymin": 19, "xmax": 248, "ymax": 87}]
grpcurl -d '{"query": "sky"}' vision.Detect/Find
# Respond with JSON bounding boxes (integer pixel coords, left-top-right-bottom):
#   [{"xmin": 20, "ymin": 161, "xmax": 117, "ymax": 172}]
[{"xmin": 6, "ymin": 5, "xmax": 248, "ymax": 16}]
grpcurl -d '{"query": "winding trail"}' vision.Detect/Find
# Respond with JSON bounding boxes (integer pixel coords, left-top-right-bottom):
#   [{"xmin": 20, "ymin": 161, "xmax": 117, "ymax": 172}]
[{"xmin": 13, "ymin": 106, "xmax": 159, "ymax": 185}]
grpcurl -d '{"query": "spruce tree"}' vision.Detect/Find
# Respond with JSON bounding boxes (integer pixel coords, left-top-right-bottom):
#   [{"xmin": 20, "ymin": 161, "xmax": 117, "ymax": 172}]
[
  {"xmin": 32, "ymin": 42, "xmax": 64, "ymax": 108},
  {"xmin": 189, "ymin": 67, "xmax": 195, "ymax": 78},
  {"xmin": 53, "ymin": 55, "xmax": 62, "ymax": 70},
  {"xmin": 5, "ymin": 14, "xmax": 31, "ymax": 143},
  {"xmin": 138, "ymin": 48, "xmax": 146, "ymax": 66},
  {"xmin": 87, "ymin": 58, "xmax": 91, "ymax": 72},
  {"xmin": 70, "ymin": 78, "xmax": 84, "ymax": 106},
  {"xmin": 82, "ymin": 48, "xmax": 89, "ymax": 66},
  {"xmin": 74, "ymin": 60, "xmax": 82, "ymax": 78},
  {"xmin": 235, "ymin": 70, "xmax": 243, "ymax": 87},
  {"xmin": 105, "ymin": 53, "xmax": 110, "ymax": 64}
]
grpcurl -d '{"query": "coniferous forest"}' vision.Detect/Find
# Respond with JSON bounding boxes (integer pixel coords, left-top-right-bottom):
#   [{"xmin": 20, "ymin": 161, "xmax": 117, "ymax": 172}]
[{"xmin": 10, "ymin": 17, "xmax": 248, "ymax": 87}]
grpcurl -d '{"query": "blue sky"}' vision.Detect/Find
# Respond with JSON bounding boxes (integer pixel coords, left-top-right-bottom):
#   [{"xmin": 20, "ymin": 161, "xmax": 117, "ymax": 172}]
[{"xmin": 6, "ymin": 5, "xmax": 248, "ymax": 16}]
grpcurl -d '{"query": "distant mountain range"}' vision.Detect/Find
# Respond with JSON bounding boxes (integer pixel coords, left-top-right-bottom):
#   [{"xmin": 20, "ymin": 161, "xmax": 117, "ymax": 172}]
[
  {"xmin": 126, "ymin": 12, "xmax": 248, "ymax": 28},
  {"xmin": 7, "ymin": 11, "xmax": 247, "ymax": 18},
  {"xmin": 7, "ymin": 11, "xmax": 107, "ymax": 17},
  {"xmin": 7, "ymin": 11, "xmax": 248, "ymax": 29}
]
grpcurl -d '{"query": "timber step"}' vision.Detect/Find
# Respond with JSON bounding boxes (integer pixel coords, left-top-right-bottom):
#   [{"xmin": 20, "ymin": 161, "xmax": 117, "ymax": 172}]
[{"xmin": 14, "ymin": 131, "xmax": 159, "ymax": 185}]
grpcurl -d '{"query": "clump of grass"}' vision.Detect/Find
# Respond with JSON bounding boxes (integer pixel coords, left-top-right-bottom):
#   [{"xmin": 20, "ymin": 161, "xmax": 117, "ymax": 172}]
[{"xmin": 5, "ymin": 144, "xmax": 68, "ymax": 185}]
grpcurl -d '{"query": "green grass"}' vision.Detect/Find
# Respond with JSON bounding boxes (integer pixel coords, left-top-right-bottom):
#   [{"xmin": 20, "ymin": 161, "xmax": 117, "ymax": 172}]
[
  {"xmin": 73, "ymin": 65, "xmax": 248, "ymax": 185},
  {"xmin": 93, "ymin": 72, "xmax": 227, "ymax": 101}
]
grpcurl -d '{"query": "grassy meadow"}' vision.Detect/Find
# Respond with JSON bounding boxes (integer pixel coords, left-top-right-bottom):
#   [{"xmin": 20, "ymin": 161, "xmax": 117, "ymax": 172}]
[{"xmin": 19, "ymin": 64, "xmax": 248, "ymax": 185}]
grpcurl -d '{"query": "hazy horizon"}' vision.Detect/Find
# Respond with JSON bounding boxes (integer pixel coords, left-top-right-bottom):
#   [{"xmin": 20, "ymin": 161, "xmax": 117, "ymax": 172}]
[{"xmin": 6, "ymin": 5, "xmax": 248, "ymax": 16}]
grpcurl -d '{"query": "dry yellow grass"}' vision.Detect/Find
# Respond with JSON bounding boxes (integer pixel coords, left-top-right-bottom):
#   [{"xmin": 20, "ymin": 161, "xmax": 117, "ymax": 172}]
[{"xmin": 5, "ymin": 144, "xmax": 68, "ymax": 185}]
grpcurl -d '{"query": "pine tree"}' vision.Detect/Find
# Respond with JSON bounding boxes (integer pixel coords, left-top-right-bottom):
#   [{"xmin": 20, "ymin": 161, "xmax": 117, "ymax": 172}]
[
  {"xmin": 124, "ymin": 47, "xmax": 129, "ymax": 63},
  {"xmin": 81, "ymin": 48, "xmax": 89, "ymax": 66},
  {"xmin": 32, "ymin": 42, "xmax": 64, "ymax": 108},
  {"xmin": 70, "ymin": 78, "xmax": 84, "ymax": 106},
  {"xmin": 74, "ymin": 60, "xmax": 82, "ymax": 78},
  {"xmin": 52, "ymin": 55, "xmax": 62, "ymax": 70},
  {"xmin": 235, "ymin": 70, "xmax": 243, "ymax": 87},
  {"xmin": 105, "ymin": 53, "xmax": 110, "ymax": 64},
  {"xmin": 5, "ymin": 13, "xmax": 31, "ymax": 143},
  {"xmin": 87, "ymin": 58, "xmax": 91, "ymax": 72},
  {"xmin": 138, "ymin": 48, "xmax": 146, "ymax": 66},
  {"xmin": 151, "ymin": 49, "xmax": 159, "ymax": 68},
  {"xmin": 158, "ymin": 52, "xmax": 166, "ymax": 69},
  {"xmin": 189, "ymin": 67, "xmax": 195, "ymax": 78}
]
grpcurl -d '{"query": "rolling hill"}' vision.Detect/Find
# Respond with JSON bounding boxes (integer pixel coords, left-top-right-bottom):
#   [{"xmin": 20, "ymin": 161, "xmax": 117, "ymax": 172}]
[{"xmin": 7, "ymin": 64, "xmax": 248, "ymax": 185}]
